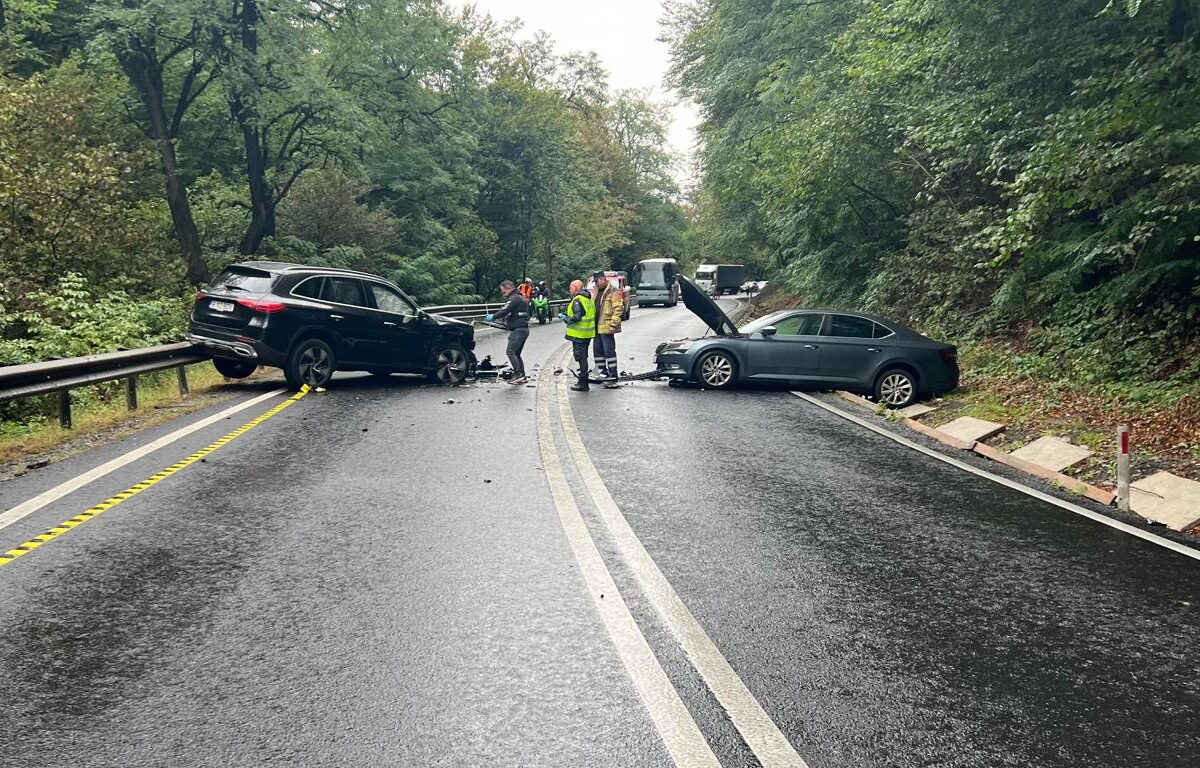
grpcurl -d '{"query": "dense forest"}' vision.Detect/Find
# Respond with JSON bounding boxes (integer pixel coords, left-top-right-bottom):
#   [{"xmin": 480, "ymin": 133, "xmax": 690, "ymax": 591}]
[
  {"xmin": 0, "ymin": 0, "xmax": 689, "ymax": 365},
  {"xmin": 666, "ymin": 0, "xmax": 1199, "ymax": 396}
]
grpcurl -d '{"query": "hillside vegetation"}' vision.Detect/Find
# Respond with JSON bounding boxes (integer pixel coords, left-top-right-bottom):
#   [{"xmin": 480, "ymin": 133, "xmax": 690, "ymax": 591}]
[{"xmin": 666, "ymin": 0, "xmax": 1199, "ymax": 401}]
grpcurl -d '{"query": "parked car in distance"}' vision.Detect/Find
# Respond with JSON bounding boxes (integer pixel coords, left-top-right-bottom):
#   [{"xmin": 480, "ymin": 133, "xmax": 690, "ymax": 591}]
[
  {"xmin": 188, "ymin": 262, "xmax": 476, "ymax": 389},
  {"xmin": 654, "ymin": 277, "xmax": 958, "ymax": 407},
  {"xmin": 633, "ymin": 258, "xmax": 680, "ymax": 307}
]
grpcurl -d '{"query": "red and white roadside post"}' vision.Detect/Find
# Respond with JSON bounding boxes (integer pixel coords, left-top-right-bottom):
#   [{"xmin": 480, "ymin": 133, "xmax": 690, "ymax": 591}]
[{"xmin": 1117, "ymin": 425, "xmax": 1131, "ymax": 512}]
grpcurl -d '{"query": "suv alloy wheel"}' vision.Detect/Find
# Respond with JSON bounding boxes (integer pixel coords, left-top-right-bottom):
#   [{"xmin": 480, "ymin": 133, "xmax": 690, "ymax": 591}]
[
  {"xmin": 430, "ymin": 343, "xmax": 471, "ymax": 385},
  {"xmin": 286, "ymin": 338, "xmax": 336, "ymax": 389}
]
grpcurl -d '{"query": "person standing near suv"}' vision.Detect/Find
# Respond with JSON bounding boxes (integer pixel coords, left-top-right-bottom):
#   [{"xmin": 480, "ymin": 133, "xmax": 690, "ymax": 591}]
[
  {"xmin": 487, "ymin": 279, "xmax": 530, "ymax": 385},
  {"xmin": 592, "ymin": 271, "xmax": 624, "ymax": 384}
]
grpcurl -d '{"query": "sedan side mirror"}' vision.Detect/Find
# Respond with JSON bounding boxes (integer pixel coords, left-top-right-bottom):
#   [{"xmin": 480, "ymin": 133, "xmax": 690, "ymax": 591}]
[{"xmin": 760, "ymin": 326, "xmax": 777, "ymax": 337}]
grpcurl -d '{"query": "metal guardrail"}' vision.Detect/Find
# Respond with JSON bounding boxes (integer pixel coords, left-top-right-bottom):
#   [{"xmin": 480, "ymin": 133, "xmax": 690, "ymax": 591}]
[
  {"xmin": 0, "ymin": 343, "xmax": 210, "ymax": 428},
  {"xmin": 424, "ymin": 299, "xmax": 569, "ymax": 321},
  {"xmin": 0, "ymin": 299, "xmax": 575, "ymax": 429}
]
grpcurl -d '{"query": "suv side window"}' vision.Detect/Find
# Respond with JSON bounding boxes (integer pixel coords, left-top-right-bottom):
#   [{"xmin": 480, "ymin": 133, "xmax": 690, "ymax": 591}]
[
  {"xmin": 827, "ymin": 314, "xmax": 877, "ymax": 338},
  {"xmin": 321, "ymin": 277, "xmax": 368, "ymax": 307},
  {"xmin": 292, "ymin": 276, "xmax": 325, "ymax": 299},
  {"xmin": 369, "ymin": 283, "xmax": 417, "ymax": 316}
]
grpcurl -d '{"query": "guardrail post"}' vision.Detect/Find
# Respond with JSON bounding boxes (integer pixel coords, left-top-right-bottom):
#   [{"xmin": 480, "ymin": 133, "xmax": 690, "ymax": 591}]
[
  {"xmin": 1116, "ymin": 425, "xmax": 1131, "ymax": 512},
  {"xmin": 176, "ymin": 365, "xmax": 190, "ymax": 398},
  {"xmin": 58, "ymin": 390, "xmax": 72, "ymax": 429},
  {"xmin": 125, "ymin": 375, "xmax": 138, "ymax": 411}
]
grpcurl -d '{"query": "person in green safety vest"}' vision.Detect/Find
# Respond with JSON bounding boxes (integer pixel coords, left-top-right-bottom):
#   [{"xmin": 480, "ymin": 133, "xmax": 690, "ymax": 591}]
[{"xmin": 560, "ymin": 278, "xmax": 597, "ymax": 391}]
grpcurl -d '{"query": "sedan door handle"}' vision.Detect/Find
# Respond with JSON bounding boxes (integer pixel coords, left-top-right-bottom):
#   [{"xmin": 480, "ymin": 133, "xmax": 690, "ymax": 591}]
[
  {"xmin": 803, "ymin": 344, "xmax": 819, "ymax": 349},
  {"xmin": 330, "ymin": 314, "xmax": 344, "ymax": 321},
  {"xmin": 867, "ymin": 347, "xmax": 881, "ymax": 353},
  {"xmin": 383, "ymin": 321, "xmax": 397, "ymax": 327}
]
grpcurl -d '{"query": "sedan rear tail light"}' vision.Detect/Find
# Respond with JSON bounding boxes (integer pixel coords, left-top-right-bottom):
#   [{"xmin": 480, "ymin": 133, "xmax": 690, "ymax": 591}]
[
  {"xmin": 939, "ymin": 346, "xmax": 958, "ymax": 362},
  {"xmin": 236, "ymin": 298, "xmax": 287, "ymax": 314},
  {"xmin": 195, "ymin": 291, "xmax": 207, "ymax": 300}
]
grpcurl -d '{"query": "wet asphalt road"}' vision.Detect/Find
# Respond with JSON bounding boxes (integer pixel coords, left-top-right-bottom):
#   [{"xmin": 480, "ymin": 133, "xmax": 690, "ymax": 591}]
[{"xmin": 1, "ymin": 305, "xmax": 1198, "ymax": 767}]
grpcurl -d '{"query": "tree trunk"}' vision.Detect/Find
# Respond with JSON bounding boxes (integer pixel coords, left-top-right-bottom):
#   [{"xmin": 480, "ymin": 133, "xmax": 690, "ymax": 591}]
[
  {"xmin": 234, "ymin": 97, "xmax": 274, "ymax": 254},
  {"xmin": 117, "ymin": 48, "xmax": 207, "ymax": 285},
  {"xmin": 231, "ymin": 0, "xmax": 274, "ymax": 255},
  {"xmin": 543, "ymin": 241, "xmax": 554, "ymax": 293},
  {"xmin": 1167, "ymin": 0, "xmax": 1192, "ymax": 45}
]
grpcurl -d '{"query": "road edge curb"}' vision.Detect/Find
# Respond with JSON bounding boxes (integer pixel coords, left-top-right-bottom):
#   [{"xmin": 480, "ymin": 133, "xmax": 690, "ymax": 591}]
[
  {"xmin": 833, "ymin": 390, "xmax": 1115, "ymax": 505},
  {"xmin": 794, "ymin": 391, "xmax": 1200, "ymax": 563}
]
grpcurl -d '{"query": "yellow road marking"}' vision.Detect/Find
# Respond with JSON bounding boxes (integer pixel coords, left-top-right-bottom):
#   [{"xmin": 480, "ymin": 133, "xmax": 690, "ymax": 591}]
[{"xmin": 0, "ymin": 387, "xmax": 310, "ymax": 569}]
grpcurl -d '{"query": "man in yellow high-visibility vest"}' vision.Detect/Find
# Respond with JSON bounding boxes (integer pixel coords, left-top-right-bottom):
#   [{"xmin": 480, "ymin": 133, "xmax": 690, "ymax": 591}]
[{"xmin": 561, "ymin": 278, "xmax": 597, "ymax": 392}]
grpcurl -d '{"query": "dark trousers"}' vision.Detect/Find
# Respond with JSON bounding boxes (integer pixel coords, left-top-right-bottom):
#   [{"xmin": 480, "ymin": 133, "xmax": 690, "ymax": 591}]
[
  {"xmin": 506, "ymin": 326, "xmax": 529, "ymax": 378},
  {"xmin": 572, "ymin": 339, "xmax": 591, "ymax": 387},
  {"xmin": 593, "ymin": 333, "xmax": 617, "ymax": 376}
]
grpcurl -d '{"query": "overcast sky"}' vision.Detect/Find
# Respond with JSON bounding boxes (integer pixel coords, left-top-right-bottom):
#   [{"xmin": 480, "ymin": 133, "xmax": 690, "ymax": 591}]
[{"xmin": 460, "ymin": 0, "xmax": 699, "ymax": 184}]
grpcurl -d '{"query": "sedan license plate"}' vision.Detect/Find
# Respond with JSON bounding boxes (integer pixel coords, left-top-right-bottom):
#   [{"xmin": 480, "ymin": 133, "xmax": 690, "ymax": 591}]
[{"xmin": 210, "ymin": 300, "xmax": 235, "ymax": 313}]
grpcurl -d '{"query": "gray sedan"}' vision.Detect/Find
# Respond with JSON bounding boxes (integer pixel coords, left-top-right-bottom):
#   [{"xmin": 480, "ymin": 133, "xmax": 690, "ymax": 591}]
[{"xmin": 654, "ymin": 277, "xmax": 959, "ymax": 407}]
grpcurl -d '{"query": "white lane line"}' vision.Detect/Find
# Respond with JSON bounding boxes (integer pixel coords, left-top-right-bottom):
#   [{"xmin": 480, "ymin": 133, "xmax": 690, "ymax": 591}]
[
  {"xmin": 535, "ymin": 349, "xmax": 721, "ymax": 768},
  {"xmin": 556, "ymin": 370, "xmax": 809, "ymax": 767},
  {"xmin": 0, "ymin": 388, "xmax": 288, "ymax": 531},
  {"xmin": 791, "ymin": 391, "xmax": 1200, "ymax": 564}
]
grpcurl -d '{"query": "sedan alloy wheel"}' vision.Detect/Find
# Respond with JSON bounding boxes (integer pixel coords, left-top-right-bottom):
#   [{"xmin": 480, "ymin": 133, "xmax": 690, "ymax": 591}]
[
  {"xmin": 877, "ymin": 369, "xmax": 916, "ymax": 408},
  {"xmin": 697, "ymin": 351, "xmax": 736, "ymax": 389}
]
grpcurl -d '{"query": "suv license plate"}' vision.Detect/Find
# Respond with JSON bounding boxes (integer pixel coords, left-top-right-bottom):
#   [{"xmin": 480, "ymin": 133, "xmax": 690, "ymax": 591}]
[{"xmin": 210, "ymin": 300, "xmax": 234, "ymax": 313}]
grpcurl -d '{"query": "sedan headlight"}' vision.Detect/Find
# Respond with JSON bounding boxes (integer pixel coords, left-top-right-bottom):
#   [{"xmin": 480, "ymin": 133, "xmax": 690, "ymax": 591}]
[{"xmin": 657, "ymin": 340, "xmax": 695, "ymax": 355}]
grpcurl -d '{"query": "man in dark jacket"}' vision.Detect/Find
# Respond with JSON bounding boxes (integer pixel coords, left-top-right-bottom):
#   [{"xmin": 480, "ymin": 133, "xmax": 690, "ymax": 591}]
[{"xmin": 487, "ymin": 280, "xmax": 530, "ymax": 385}]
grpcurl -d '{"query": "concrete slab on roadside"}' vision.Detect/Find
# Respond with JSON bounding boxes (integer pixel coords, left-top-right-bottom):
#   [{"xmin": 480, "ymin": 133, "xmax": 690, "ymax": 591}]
[
  {"xmin": 1010, "ymin": 436, "xmax": 1093, "ymax": 473},
  {"xmin": 835, "ymin": 391, "xmax": 876, "ymax": 410},
  {"xmin": 898, "ymin": 404, "xmax": 936, "ymax": 418},
  {"xmin": 938, "ymin": 416, "xmax": 1005, "ymax": 444},
  {"xmin": 1131, "ymin": 472, "xmax": 1200, "ymax": 531}
]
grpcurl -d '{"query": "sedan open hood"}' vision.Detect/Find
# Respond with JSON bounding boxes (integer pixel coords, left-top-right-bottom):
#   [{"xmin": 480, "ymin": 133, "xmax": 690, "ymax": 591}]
[{"xmin": 679, "ymin": 275, "xmax": 740, "ymax": 336}]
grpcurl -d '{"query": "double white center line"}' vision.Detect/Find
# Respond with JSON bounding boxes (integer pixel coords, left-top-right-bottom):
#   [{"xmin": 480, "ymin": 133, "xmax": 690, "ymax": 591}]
[{"xmin": 536, "ymin": 347, "xmax": 808, "ymax": 767}]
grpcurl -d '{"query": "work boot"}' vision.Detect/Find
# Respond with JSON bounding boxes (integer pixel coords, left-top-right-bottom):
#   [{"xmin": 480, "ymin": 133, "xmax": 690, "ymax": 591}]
[{"xmin": 571, "ymin": 382, "xmax": 590, "ymax": 392}]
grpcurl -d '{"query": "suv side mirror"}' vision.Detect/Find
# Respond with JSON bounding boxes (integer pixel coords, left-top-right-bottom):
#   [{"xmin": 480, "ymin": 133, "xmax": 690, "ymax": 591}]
[{"xmin": 760, "ymin": 326, "xmax": 777, "ymax": 337}]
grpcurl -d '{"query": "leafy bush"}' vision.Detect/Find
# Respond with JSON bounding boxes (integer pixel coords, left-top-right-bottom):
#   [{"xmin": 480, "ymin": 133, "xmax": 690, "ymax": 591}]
[{"xmin": 0, "ymin": 273, "xmax": 189, "ymax": 366}]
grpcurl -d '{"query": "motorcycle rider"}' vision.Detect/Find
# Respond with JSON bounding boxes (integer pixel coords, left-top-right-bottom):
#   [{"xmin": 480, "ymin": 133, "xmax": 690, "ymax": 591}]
[{"xmin": 532, "ymin": 280, "xmax": 551, "ymax": 324}]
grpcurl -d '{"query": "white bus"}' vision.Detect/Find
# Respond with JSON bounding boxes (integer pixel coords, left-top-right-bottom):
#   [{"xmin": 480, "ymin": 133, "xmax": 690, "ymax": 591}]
[{"xmin": 632, "ymin": 258, "xmax": 680, "ymax": 307}]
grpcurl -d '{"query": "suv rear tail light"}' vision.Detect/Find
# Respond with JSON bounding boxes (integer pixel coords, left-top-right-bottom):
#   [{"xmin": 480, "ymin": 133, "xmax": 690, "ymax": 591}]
[
  {"xmin": 237, "ymin": 298, "xmax": 287, "ymax": 314},
  {"xmin": 939, "ymin": 346, "xmax": 958, "ymax": 362}
]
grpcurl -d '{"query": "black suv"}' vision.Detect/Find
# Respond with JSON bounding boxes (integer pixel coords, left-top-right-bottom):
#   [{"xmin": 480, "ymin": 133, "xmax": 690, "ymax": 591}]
[{"xmin": 188, "ymin": 262, "xmax": 475, "ymax": 388}]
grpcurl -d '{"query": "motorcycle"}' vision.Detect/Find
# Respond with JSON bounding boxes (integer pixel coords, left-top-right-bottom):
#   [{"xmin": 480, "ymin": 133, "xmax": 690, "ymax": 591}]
[{"xmin": 532, "ymin": 295, "xmax": 551, "ymax": 324}]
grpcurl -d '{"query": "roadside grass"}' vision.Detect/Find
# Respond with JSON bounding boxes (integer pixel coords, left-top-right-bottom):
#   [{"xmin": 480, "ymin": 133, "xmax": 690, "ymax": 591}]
[{"xmin": 0, "ymin": 362, "xmax": 244, "ymax": 469}]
